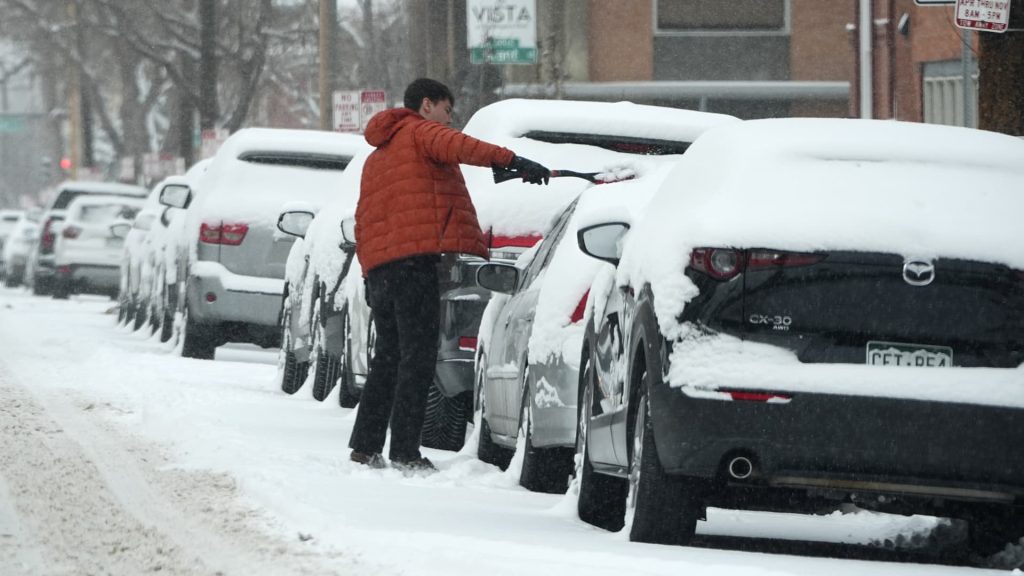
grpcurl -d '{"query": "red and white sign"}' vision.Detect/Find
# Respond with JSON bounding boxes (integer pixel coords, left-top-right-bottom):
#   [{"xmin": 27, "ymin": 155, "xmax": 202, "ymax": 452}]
[
  {"xmin": 955, "ymin": 0, "xmax": 1011, "ymax": 32},
  {"xmin": 201, "ymin": 128, "xmax": 230, "ymax": 160},
  {"xmin": 359, "ymin": 90, "xmax": 387, "ymax": 133},
  {"xmin": 333, "ymin": 91, "xmax": 360, "ymax": 132}
]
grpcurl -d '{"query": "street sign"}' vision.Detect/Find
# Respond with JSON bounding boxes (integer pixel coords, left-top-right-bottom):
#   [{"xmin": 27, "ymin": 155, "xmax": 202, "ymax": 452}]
[
  {"xmin": 359, "ymin": 90, "xmax": 387, "ymax": 133},
  {"xmin": 914, "ymin": 0, "xmax": 954, "ymax": 4},
  {"xmin": 0, "ymin": 116, "xmax": 26, "ymax": 133},
  {"xmin": 955, "ymin": 0, "xmax": 1011, "ymax": 32},
  {"xmin": 334, "ymin": 90, "xmax": 388, "ymax": 133},
  {"xmin": 467, "ymin": 0, "xmax": 537, "ymax": 65},
  {"xmin": 333, "ymin": 91, "xmax": 360, "ymax": 132},
  {"xmin": 201, "ymin": 128, "xmax": 229, "ymax": 160}
]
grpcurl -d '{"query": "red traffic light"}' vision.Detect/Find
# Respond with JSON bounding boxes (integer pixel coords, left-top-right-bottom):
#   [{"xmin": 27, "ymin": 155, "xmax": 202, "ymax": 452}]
[{"xmin": 59, "ymin": 157, "xmax": 72, "ymax": 170}]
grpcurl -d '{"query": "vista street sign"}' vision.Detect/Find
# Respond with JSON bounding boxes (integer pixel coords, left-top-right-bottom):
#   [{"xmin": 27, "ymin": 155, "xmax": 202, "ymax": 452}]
[
  {"xmin": 467, "ymin": 0, "xmax": 537, "ymax": 65},
  {"xmin": 955, "ymin": 0, "xmax": 1011, "ymax": 32}
]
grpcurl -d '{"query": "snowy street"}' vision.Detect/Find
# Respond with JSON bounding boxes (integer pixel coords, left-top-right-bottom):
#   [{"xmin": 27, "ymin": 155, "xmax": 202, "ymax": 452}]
[{"xmin": 0, "ymin": 287, "xmax": 1018, "ymax": 576}]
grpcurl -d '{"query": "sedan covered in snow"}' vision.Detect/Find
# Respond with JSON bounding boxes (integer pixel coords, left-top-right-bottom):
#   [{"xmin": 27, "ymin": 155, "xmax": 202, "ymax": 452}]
[{"xmin": 575, "ymin": 118, "xmax": 1024, "ymax": 552}]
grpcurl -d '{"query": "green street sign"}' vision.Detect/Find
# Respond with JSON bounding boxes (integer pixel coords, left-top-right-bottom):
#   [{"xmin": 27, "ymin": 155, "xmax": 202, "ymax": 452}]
[
  {"xmin": 0, "ymin": 116, "xmax": 26, "ymax": 133},
  {"xmin": 470, "ymin": 38, "xmax": 537, "ymax": 65}
]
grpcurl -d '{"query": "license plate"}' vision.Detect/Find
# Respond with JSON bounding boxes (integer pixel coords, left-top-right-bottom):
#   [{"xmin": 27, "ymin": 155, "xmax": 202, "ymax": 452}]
[{"xmin": 866, "ymin": 341, "xmax": 953, "ymax": 367}]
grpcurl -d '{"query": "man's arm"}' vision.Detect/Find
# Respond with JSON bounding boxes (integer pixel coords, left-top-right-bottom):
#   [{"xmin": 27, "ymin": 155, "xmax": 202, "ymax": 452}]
[{"xmin": 413, "ymin": 121, "xmax": 514, "ymax": 168}]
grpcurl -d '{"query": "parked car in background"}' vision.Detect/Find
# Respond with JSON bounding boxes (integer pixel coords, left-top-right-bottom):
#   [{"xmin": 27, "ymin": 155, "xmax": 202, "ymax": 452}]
[
  {"xmin": 143, "ymin": 160, "xmax": 211, "ymax": 344},
  {"xmin": 472, "ymin": 103, "xmax": 737, "ymax": 493},
  {"xmin": 29, "ymin": 181, "xmax": 147, "ymax": 295},
  {"xmin": 51, "ymin": 194, "xmax": 144, "ymax": 299},
  {"xmin": 1, "ymin": 210, "xmax": 38, "ymax": 287},
  {"xmin": 0, "ymin": 209, "xmax": 24, "ymax": 283},
  {"xmin": 275, "ymin": 147, "xmax": 370, "ymax": 405},
  {"xmin": 161, "ymin": 128, "xmax": 366, "ymax": 360},
  {"xmin": 575, "ymin": 118, "xmax": 1024, "ymax": 552},
  {"xmin": 119, "ymin": 177, "xmax": 175, "ymax": 329}
]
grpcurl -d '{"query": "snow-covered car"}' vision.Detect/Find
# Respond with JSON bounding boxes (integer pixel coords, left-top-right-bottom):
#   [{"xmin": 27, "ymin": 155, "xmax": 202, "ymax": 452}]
[
  {"xmin": 574, "ymin": 118, "xmax": 1024, "ymax": 551},
  {"xmin": 0, "ymin": 209, "xmax": 24, "ymax": 282},
  {"xmin": 1, "ymin": 210, "xmax": 38, "ymax": 287},
  {"xmin": 28, "ymin": 181, "xmax": 147, "ymax": 295},
  {"xmin": 472, "ymin": 104, "xmax": 737, "ymax": 493},
  {"xmin": 275, "ymin": 147, "xmax": 371, "ymax": 405},
  {"xmin": 142, "ymin": 161, "xmax": 212, "ymax": 343},
  {"xmin": 160, "ymin": 128, "xmax": 367, "ymax": 359},
  {"xmin": 118, "ymin": 177, "xmax": 175, "ymax": 329},
  {"xmin": 51, "ymin": 194, "xmax": 145, "ymax": 299}
]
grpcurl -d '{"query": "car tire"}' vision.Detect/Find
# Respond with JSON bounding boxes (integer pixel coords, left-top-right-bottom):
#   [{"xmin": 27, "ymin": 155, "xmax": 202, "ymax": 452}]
[
  {"xmin": 181, "ymin": 308, "xmax": 217, "ymax": 360},
  {"xmin": 158, "ymin": 287, "xmax": 174, "ymax": 343},
  {"xmin": 132, "ymin": 301, "xmax": 148, "ymax": 331},
  {"xmin": 337, "ymin": 305, "xmax": 360, "ymax": 408},
  {"xmin": 311, "ymin": 301, "xmax": 341, "ymax": 402},
  {"xmin": 32, "ymin": 276, "xmax": 52, "ymax": 296},
  {"xmin": 476, "ymin": 372, "xmax": 515, "ymax": 469},
  {"xmin": 967, "ymin": 512, "xmax": 1024, "ymax": 557},
  {"xmin": 51, "ymin": 279, "xmax": 70, "ymax": 300},
  {"xmin": 421, "ymin": 380, "xmax": 472, "ymax": 452},
  {"xmin": 576, "ymin": 356, "xmax": 627, "ymax": 531},
  {"xmin": 518, "ymin": 369, "xmax": 574, "ymax": 494},
  {"xmin": 627, "ymin": 371, "xmax": 702, "ymax": 546},
  {"xmin": 277, "ymin": 301, "xmax": 308, "ymax": 393}
]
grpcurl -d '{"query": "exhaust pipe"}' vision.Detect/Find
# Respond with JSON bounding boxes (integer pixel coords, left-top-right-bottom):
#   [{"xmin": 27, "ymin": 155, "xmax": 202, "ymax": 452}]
[{"xmin": 727, "ymin": 456, "xmax": 754, "ymax": 480}]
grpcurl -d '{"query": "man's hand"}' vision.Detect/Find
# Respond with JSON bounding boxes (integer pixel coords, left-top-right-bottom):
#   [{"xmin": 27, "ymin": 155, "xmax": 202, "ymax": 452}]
[{"xmin": 509, "ymin": 155, "xmax": 551, "ymax": 185}]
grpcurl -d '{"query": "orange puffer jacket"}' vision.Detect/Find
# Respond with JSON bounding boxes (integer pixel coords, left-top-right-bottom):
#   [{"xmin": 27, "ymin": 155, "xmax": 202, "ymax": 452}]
[{"xmin": 355, "ymin": 108, "xmax": 515, "ymax": 275}]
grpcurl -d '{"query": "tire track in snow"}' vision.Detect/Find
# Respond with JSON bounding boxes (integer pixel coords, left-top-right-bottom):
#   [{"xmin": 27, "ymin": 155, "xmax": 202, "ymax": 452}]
[{"xmin": 0, "ymin": 364, "xmax": 351, "ymax": 575}]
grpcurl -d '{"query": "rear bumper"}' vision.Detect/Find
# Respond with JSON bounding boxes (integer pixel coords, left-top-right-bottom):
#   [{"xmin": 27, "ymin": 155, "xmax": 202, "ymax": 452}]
[
  {"xmin": 187, "ymin": 261, "xmax": 284, "ymax": 327},
  {"xmin": 57, "ymin": 264, "xmax": 120, "ymax": 292},
  {"xmin": 650, "ymin": 379, "xmax": 1024, "ymax": 507}
]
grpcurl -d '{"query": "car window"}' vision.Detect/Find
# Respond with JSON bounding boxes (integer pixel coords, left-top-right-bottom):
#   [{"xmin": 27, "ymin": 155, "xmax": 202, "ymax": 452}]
[
  {"xmin": 238, "ymin": 151, "xmax": 352, "ymax": 171},
  {"xmin": 521, "ymin": 131, "xmax": 691, "ymax": 156},
  {"xmin": 77, "ymin": 203, "xmax": 136, "ymax": 223},
  {"xmin": 520, "ymin": 199, "xmax": 578, "ymax": 290}
]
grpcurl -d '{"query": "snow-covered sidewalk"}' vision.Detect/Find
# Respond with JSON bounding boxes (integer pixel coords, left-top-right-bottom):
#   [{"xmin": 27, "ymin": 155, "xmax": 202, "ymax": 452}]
[{"xmin": 0, "ymin": 287, "xmax": 1016, "ymax": 575}]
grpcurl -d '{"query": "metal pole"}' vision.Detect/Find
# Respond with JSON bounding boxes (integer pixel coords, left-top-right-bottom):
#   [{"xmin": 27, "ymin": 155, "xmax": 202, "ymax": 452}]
[
  {"xmin": 67, "ymin": 0, "xmax": 80, "ymax": 179},
  {"xmin": 319, "ymin": 0, "xmax": 336, "ymax": 131},
  {"xmin": 859, "ymin": 0, "xmax": 873, "ymax": 119},
  {"xmin": 961, "ymin": 28, "xmax": 973, "ymax": 127}
]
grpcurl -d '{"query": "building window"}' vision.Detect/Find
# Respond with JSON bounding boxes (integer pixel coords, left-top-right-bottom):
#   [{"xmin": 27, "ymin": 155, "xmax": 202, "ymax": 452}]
[
  {"xmin": 923, "ymin": 61, "xmax": 978, "ymax": 128},
  {"xmin": 655, "ymin": 0, "xmax": 788, "ymax": 33}
]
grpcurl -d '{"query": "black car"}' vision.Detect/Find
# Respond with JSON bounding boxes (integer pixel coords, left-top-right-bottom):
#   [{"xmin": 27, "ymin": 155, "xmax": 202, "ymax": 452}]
[{"xmin": 573, "ymin": 118, "xmax": 1024, "ymax": 554}]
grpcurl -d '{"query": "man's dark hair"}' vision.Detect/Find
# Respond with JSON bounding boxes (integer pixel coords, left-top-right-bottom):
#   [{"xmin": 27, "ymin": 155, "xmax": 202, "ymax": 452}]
[{"xmin": 404, "ymin": 78, "xmax": 454, "ymax": 111}]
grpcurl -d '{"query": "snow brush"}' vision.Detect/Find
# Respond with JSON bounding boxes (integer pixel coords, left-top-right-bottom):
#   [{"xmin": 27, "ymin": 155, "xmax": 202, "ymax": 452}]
[{"xmin": 492, "ymin": 166, "xmax": 636, "ymax": 185}]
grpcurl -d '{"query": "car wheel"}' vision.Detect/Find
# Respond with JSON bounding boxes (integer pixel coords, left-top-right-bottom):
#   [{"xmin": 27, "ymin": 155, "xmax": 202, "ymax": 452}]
[
  {"xmin": 627, "ymin": 370, "xmax": 702, "ymax": 546},
  {"xmin": 967, "ymin": 512, "xmax": 1024, "ymax": 557},
  {"xmin": 158, "ymin": 285, "xmax": 174, "ymax": 343},
  {"xmin": 518, "ymin": 367, "xmax": 574, "ymax": 494},
  {"xmin": 180, "ymin": 307, "xmax": 217, "ymax": 360},
  {"xmin": 476, "ymin": 367, "xmax": 515, "ymax": 469},
  {"xmin": 51, "ymin": 278, "xmax": 70, "ymax": 300},
  {"xmin": 576, "ymin": 356, "xmax": 627, "ymax": 531},
  {"xmin": 277, "ymin": 300, "xmax": 308, "ymax": 393},
  {"xmin": 32, "ymin": 276, "xmax": 52, "ymax": 296},
  {"xmin": 421, "ymin": 380, "xmax": 472, "ymax": 452},
  {"xmin": 311, "ymin": 302, "xmax": 341, "ymax": 402},
  {"xmin": 337, "ymin": 305, "xmax": 360, "ymax": 408},
  {"xmin": 132, "ymin": 300, "xmax": 148, "ymax": 331}
]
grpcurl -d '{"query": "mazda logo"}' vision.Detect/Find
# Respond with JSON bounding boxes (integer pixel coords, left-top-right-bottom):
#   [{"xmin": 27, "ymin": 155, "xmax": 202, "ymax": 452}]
[{"xmin": 903, "ymin": 259, "xmax": 935, "ymax": 286}]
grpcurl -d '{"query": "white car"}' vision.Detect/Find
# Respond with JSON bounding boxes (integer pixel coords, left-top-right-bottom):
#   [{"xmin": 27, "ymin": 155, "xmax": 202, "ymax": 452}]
[
  {"xmin": 0, "ymin": 209, "xmax": 24, "ymax": 283},
  {"xmin": 471, "ymin": 101, "xmax": 738, "ymax": 492},
  {"xmin": 119, "ymin": 178, "xmax": 173, "ymax": 329},
  {"xmin": 161, "ymin": 128, "xmax": 368, "ymax": 359},
  {"xmin": 52, "ymin": 195, "xmax": 145, "ymax": 299},
  {"xmin": 1, "ymin": 211, "xmax": 39, "ymax": 288}
]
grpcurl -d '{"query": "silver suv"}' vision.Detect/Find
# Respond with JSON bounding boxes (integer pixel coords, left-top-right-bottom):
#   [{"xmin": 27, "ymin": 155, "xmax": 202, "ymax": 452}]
[{"xmin": 161, "ymin": 128, "xmax": 366, "ymax": 359}]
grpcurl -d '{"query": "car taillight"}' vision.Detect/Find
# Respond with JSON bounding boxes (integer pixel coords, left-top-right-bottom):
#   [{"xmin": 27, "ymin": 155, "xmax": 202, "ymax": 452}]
[
  {"xmin": 724, "ymin": 389, "xmax": 792, "ymax": 403},
  {"xmin": 199, "ymin": 222, "xmax": 248, "ymax": 246},
  {"xmin": 690, "ymin": 248, "xmax": 824, "ymax": 280},
  {"xmin": 40, "ymin": 218, "xmax": 59, "ymax": 253},
  {"xmin": 62, "ymin": 225, "xmax": 82, "ymax": 239},
  {"xmin": 570, "ymin": 289, "xmax": 590, "ymax": 324},
  {"xmin": 458, "ymin": 337, "xmax": 477, "ymax": 351},
  {"xmin": 690, "ymin": 248, "xmax": 743, "ymax": 280}
]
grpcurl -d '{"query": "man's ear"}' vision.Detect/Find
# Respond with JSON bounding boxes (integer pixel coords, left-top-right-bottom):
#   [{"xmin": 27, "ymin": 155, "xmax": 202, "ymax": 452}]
[{"xmin": 419, "ymin": 97, "xmax": 432, "ymax": 115}]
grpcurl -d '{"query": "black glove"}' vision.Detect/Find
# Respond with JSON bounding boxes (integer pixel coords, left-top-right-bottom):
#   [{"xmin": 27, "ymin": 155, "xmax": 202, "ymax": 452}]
[{"xmin": 509, "ymin": 155, "xmax": 551, "ymax": 185}]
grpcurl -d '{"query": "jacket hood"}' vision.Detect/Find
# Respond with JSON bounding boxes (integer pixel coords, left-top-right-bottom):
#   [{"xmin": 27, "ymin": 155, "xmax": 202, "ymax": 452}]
[{"xmin": 364, "ymin": 108, "xmax": 421, "ymax": 147}]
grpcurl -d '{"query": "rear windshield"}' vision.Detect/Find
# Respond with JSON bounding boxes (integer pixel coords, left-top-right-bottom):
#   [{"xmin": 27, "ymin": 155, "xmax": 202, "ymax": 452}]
[
  {"xmin": 522, "ymin": 131, "xmax": 691, "ymax": 156},
  {"xmin": 53, "ymin": 189, "xmax": 141, "ymax": 210},
  {"xmin": 238, "ymin": 151, "xmax": 352, "ymax": 171},
  {"xmin": 77, "ymin": 203, "xmax": 140, "ymax": 223}
]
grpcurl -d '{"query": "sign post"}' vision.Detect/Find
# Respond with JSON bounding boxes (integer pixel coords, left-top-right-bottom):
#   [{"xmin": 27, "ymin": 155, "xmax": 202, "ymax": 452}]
[
  {"xmin": 954, "ymin": 0, "xmax": 1011, "ymax": 32},
  {"xmin": 467, "ymin": 0, "xmax": 537, "ymax": 65}
]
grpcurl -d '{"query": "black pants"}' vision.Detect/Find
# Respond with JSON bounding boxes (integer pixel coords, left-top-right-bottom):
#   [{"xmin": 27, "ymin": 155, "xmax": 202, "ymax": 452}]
[{"xmin": 348, "ymin": 255, "xmax": 439, "ymax": 461}]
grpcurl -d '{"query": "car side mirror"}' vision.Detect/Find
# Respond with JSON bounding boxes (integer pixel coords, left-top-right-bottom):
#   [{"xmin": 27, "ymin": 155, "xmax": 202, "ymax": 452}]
[
  {"xmin": 109, "ymin": 222, "xmax": 131, "ymax": 239},
  {"xmin": 159, "ymin": 184, "xmax": 192, "ymax": 209},
  {"xmin": 476, "ymin": 262, "xmax": 519, "ymax": 294},
  {"xmin": 339, "ymin": 216, "xmax": 356, "ymax": 249},
  {"xmin": 277, "ymin": 210, "xmax": 316, "ymax": 239},
  {"xmin": 577, "ymin": 222, "xmax": 631, "ymax": 266}
]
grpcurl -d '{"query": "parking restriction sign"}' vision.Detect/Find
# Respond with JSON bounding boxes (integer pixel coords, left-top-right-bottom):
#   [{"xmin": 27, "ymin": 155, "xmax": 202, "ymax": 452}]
[{"xmin": 955, "ymin": 0, "xmax": 1011, "ymax": 32}]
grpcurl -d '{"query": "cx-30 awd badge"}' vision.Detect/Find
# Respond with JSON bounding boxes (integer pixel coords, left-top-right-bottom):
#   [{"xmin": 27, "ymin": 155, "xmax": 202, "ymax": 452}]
[{"xmin": 903, "ymin": 259, "xmax": 935, "ymax": 286}]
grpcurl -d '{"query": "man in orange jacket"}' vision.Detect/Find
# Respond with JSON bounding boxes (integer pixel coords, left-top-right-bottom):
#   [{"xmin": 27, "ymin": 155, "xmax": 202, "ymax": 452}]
[{"xmin": 349, "ymin": 78, "xmax": 550, "ymax": 471}]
